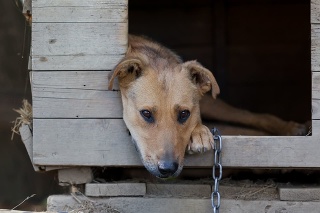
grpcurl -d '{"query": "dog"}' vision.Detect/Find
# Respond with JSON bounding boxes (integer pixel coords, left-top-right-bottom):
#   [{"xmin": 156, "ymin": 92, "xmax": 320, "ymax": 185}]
[{"xmin": 108, "ymin": 35, "xmax": 309, "ymax": 178}]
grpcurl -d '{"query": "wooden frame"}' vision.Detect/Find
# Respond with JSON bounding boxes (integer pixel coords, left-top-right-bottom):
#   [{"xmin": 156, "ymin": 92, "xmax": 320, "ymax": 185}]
[{"xmin": 30, "ymin": 0, "xmax": 320, "ymax": 169}]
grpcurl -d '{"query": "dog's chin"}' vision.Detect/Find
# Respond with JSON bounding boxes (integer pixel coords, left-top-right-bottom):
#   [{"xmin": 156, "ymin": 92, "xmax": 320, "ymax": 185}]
[{"xmin": 131, "ymin": 137, "xmax": 184, "ymax": 179}]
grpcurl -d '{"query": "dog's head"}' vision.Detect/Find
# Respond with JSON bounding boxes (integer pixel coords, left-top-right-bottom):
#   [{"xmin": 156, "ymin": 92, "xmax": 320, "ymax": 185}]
[{"xmin": 109, "ymin": 57, "xmax": 219, "ymax": 178}]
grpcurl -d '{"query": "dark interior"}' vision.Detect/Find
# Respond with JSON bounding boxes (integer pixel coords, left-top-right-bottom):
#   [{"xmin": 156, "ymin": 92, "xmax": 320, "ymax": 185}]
[{"xmin": 129, "ymin": 0, "xmax": 311, "ymax": 126}]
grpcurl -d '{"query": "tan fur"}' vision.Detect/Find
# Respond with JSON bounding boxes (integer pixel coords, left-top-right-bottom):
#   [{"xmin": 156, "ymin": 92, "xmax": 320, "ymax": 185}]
[
  {"xmin": 109, "ymin": 35, "xmax": 219, "ymax": 178},
  {"xmin": 109, "ymin": 35, "xmax": 308, "ymax": 178}
]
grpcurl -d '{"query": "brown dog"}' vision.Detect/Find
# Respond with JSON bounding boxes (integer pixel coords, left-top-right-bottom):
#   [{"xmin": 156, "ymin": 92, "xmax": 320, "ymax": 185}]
[{"xmin": 108, "ymin": 35, "xmax": 308, "ymax": 178}]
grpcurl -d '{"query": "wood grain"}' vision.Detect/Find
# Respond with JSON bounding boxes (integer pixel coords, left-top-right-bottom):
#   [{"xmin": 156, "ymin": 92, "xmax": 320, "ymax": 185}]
[
  {"xmin": 32, "ymin": 0, "xmax": 127, "ymax": 23},
  {"xmin": 32, "ymin": 71, "xmax": 319, "ymax": 119},
  {"xmin": 32, "ymin": 23, "xmax": 127, "ymax": 56},
  {"xmin": 312, "ymin": 0, "xmax": 320, "ymax": 23},
  {"xmin": 312, "ymin": 24, "xmax": 320, "ymax": 71},
  {"xmin": 32, "ymin": 71, "xmax": 122, "ymax": 118},
  {"xmin": 31, "ymin": 0, "xmax": 128, "ymax": 71},
  {"xmin": 32, "ymin": 54, "xmax": 125, "ymax": 71},
  {"xmin": 31, "ymin": 23, "xmax": 127, "ymax": 70},
  {"xmin": 32, "ymin": 0, "xmax": 127, "ymax": 8},
  {"xmin": 47, "ymin": 195, "xmax": 320, "ymax": 213},
  {"xmin": 32, "ymin": 119, "xmax": 320, "ymax": 167}
]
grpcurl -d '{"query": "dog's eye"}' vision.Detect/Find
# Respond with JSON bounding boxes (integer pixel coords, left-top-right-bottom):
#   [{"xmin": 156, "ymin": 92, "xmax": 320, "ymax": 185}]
[
  {"xmin": 178, "ymin": 110, "xmax": 190, "ymax": 124},
  {"xmin": 140, "ymin": 110, "xmax": 154, "ymax": 123}
]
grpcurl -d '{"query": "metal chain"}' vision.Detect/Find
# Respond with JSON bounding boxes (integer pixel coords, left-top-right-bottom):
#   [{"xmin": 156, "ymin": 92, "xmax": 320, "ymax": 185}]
[{"xmin": 211, "ymin": 128, "xmax": 222, "ymax": 213}]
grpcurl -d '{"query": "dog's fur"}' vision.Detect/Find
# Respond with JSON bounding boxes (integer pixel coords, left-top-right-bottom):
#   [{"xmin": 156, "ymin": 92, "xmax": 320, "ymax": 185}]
[{"xmin": 108, "ymin": 35, "xmax": 308, "ymax": 178}]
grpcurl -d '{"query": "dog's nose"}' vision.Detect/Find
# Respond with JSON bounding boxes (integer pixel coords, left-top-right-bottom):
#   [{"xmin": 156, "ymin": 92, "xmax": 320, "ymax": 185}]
[{"xmin": 158, "ymin": 160, "xmax": 179, "ymax": 177}]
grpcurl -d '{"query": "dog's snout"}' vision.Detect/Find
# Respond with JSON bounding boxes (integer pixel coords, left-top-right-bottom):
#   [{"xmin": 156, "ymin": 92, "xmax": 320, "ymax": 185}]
[{"xmin": 157, "ymin": 160, "xmax": 179, "ymax": 177}]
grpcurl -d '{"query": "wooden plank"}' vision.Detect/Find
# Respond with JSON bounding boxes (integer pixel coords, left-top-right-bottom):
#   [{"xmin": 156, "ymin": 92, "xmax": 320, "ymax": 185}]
[
  {"xmin": 33, "ymin": 7, "xmax": 127, "ymax": 23},
  {"xmin": 32, "ymin": 54, "xmax": 124, "ymax": 71},
  {"xmin": 33, "ymin": 2, "xmax": 127, "ymax": 23},
  {"xmin": 32, "ymin": 119, "xmax": 320, "ymax": 167},
  {"xmin": 312, "ymin": 72, "xmax": 320, "ymax": 99},
  {"xmin": 32, "ymin": 71, "xmax": 119, "ymax": 90},
  {"xmin": 19, "ymin": 124, "xmax": 40, "ymax": 171},
  {"xmin": 313, "ymin": 72, "xmax": 320, "ymax": 119},
  {"xmin": 32, "ymin": 0, "xmax": 127, "ymax": 8},
  {"xmin": 58, "ymin": 167, "xmax": 93, "ymax": 185},
  {"xmin": 31, "ymin": 0, "xmax": 128, "ymax": 71},
  {"xmin": 312, "ymin": 24, "xmax": 320, "ymax": 71},
  {"xmin": 312, "ymin": 0, "xmax": 320, "ymax": 23},
  {"xmin": 32, "ymin": 88, "xmax": 122, "ymax": 118},
  {"xmin": 32, "ymin": 23, "xmax": 127, "ymax": 56},
  {"xmin": 47, "ymin": 195, "xmax": 320, "ymax": 213},
  {"xmin": 146, "ymin": 183, "xmax": 211, "ymax": 198},
  {"xmin": 32, "ymin": 71, "xmax": 122, "ymax": 118},
  {"xmin": 33, "ymin": 119, "xmax": 139, "ymax": 166},
  {"xmin": 279, "ymin": 186, "xmax": 320, "ymax": 201},
  {"xmin": 85, "ymin": 183, "xmax": 146, "ymax": 197},
  {"xmin": 86, "ymin": 182, "xmax": 274, "ymax": 200}
]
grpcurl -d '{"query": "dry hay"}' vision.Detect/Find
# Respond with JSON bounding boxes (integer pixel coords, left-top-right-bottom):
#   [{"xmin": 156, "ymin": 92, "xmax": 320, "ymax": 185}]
[
  {"xmin": 220, "ymin": 178, "xmax": 278, "ymax": 200},
  {"xmin": 67, "ymin": 191, "xmax": 121, "ymax": 213},
  {"xmin": 11, "ymin": 99, "xmax": 32, "ymax": 140}
]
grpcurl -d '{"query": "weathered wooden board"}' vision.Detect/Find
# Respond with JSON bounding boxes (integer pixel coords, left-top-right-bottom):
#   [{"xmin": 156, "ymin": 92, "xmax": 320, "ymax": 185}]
[
  {"xmin": 32, "ymin": 71, "xmax": 118, "ymax": 90},
  {"xmin": 279, "ymin": 186, "xmax": 320, "ymax": 201},
  {"xmin": 312, "ymin": 24, "xmax": 320, "ymax": 71},
  {"xmin": 33, "ymin": 119, "xmax": 138, "ymax": 166},
  {"xmin": 31, "ymin": 0, "xmax": 128, "ymax": 71},
  {"xmin": 58, "ymin": 167, "xmax": 93, "ymax": 185},
  {"xmin": 32, "ymin": 71, "xmax": 319, "ymax": 119},
  {"xmin": 32, "ymin": 23, "xmax": 127, "ymax": 56},
  {"xmin": 312, "ymin": 0, "xmax": 320, "ymax": 23},
  {"xmin": 47, "ymin": 195, "xmax": 320, "ymax": 213},
  {"xmin": 32, "ymin": 55, "xmax": 124, "ymax": 71},
  {"xmin": 33, "ymin": 1, "xmax": 127, "ymax": 23},
  {"xmin": 312, "ymin": 72, "xmax": 320, "ymax": 118},
  {"xmin": 31, "ymin": 23, "xmax": 127, "ymax": 70},
  {"xmin": 32, "ymin": 71, "xmax": 122, "ymax": 118},
  {"xmin": 85, "ymin": 183, "xmax": 146, "ymax": 197},
  {"xmin": 32, "ymin": 0, "xmax": 127, "ymax": 8},
  {"xmin": 32, "ymin": 119, "xmax": 320, "ymax": 167},
  {"xmin": 32, "ymin": 89, "xmax": 122, "ymax": 118}
]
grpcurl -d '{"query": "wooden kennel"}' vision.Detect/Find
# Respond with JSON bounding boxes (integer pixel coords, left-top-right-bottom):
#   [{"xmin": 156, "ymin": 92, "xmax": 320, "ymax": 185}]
[{"xmin": 20, "ymin": 0, "xmax": 320, "ymax": 212}]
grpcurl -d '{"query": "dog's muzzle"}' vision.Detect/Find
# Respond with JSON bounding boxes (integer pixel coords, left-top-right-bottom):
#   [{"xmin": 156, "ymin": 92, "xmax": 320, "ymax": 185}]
[{"xmin": 131, "ymin": 137, "xmax": 183, "ymax": 178}]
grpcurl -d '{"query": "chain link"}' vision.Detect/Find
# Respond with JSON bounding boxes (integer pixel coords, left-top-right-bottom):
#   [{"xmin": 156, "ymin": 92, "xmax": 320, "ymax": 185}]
[{"xmin": 211, "ymin": 128, "xmax": 222, "ymax": 213}]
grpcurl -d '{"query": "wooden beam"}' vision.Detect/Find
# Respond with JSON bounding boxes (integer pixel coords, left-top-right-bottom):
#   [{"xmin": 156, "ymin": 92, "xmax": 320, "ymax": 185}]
[
  {"xmin": 32, "ymin": 0, "xmax": 127, "ymax": 8},
  {"xmin": 312, "ymin": 24, "xmax": 320, "ymax": 71},
  {"xmin": 33, "ymin": 5, "xmax": 127, "ymax": 23},
  {"xmin": 279, "ymin": 186, "xmax": 320, "ymax": 201},
  {"xmin": 85, "ymin": 183, "xmax": 146, "ymax": 197},
  {"xmin": 311, "ymin": 0, "xmax": 320, "ymax": 24},
  {"xmin": 32, "ymin": 119, "xmax": 320, "ymax": 168},
  {"xmin": 32, "ymin": 54, "xmax": 125, "ymax": 71},
  {"xmin": 47, "ymin": 195, "xmax": 320, "ymax": 213},
  {"xmin": 32, "ymin": 23, "xmax": 127, "ymax": 56},
  {"xmin": 31, "ymin": 0, "xmax": 128, "ymax": 71},
  {"xmin": 32, "ymin": 71, "xmax": 122, "ymax": 118},
  {"xmin": 31, "ymin": 23, "xmax": 127, "ymax": 71}
]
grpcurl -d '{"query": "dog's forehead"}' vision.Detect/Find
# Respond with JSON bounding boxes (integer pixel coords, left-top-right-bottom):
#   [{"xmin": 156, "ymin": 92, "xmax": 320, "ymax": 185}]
[{"xmin": 131, "ymin": 68, "xmax": 198, "ymax": 107}]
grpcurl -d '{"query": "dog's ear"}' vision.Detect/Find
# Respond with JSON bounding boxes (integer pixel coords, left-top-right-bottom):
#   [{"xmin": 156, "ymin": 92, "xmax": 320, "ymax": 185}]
[
  {"xmin": 108, "ymin": 58, "xmax": 144, "ymax": 90},
  {"xmin": 183, "ymin": 60, "xmax": 220, "ymax": 99}
]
